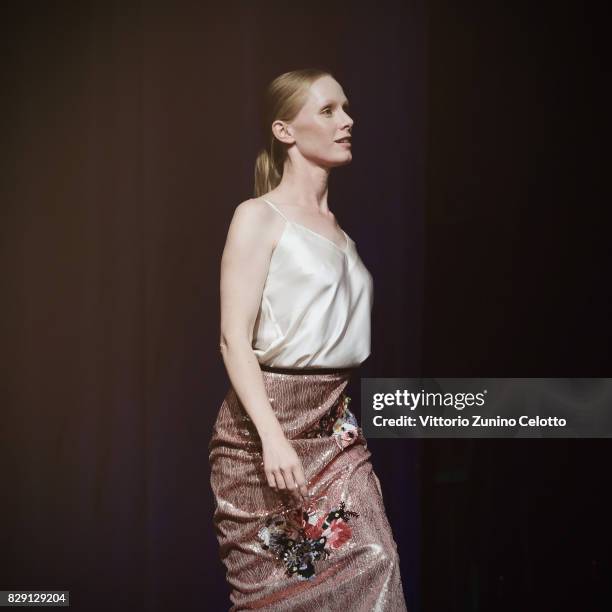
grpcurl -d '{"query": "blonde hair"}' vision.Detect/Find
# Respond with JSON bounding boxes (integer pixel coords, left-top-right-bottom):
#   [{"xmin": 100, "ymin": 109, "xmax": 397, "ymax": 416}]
[{"xmin": 253, "ymin": 68, "xmax": 333, "ymax": 197}]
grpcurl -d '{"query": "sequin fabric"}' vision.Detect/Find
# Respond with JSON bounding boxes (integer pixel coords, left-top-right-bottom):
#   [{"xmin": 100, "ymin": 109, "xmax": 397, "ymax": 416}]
[{"xmin": 208, "ymin": 370, "xmax": 408, "ymax": 611}]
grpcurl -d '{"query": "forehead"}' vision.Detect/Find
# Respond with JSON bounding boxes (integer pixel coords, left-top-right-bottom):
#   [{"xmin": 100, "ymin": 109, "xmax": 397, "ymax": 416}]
[{"xmin": 303, "ymin": 76, "xmax": 347, "ymax": 108}]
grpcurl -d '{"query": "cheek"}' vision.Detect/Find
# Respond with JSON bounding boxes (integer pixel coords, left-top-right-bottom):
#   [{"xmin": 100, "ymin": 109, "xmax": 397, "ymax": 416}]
[
  {"xmin": 303, "ymin": 126, "xmax": 327, "ymax": 145},
  {"xmin": 294, "ymin": 121, "xmax": 339, "ymax": 159},
  {"xmin": 300, "ymin": 120, "xmax": 332, "ymax": 144},
  {"xmin": 309, "ymin": 126, "xmax": 337, "ymax": 152}
]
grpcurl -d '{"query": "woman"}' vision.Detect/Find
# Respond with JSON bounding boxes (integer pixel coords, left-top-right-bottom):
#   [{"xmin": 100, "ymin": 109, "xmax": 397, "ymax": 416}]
[{"xmin": 209, "ymin": 68, "xmax": 408, "ymax": 611}]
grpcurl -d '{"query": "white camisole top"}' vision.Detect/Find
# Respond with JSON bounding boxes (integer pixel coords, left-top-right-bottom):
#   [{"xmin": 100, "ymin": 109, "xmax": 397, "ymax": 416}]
[{"xmin": 252, "ymin": 197, "xmax": 374, "ymax": 369}]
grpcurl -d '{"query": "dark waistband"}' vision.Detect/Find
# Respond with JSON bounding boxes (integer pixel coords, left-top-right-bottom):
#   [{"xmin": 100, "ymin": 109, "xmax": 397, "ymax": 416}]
[{"xmin": 260, "ymin": 364, "xmax": 355, "ymax": 376}]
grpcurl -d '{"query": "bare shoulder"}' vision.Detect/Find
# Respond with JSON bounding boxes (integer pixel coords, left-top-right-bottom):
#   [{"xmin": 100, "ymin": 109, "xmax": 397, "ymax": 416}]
[
  {"xmin": 234, "ymin": 198, "xmax": 281, "ymax": 222},
  {"xmin": 225, "ymin": 197, "xmax": 285, "ymax": 251}
]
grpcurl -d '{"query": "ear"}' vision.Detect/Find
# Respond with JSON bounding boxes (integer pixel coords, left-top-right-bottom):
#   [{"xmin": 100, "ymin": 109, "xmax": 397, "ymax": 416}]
[{"xmin": 272, "ymin": 120, "xmax": 295, "ymax": 145}]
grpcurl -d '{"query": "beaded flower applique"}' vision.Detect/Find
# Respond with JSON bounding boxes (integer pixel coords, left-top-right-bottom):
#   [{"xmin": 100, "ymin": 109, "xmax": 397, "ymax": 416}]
[
  {"xmin": 257, "ymin": 500, "xmax": 359, "ymax": 580},
  {"xmin": 304, "ymin": 393, "xmax": 360, "ymax": 450}
]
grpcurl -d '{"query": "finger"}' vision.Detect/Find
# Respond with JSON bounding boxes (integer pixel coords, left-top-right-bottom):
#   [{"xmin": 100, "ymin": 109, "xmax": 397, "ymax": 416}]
[
  {"xmin": 265, "ymin": 471, "xmax": 277, "ymax": 490},
  {"xmin": 280, "ymin": 466, "xmax": 296, "ymax": 493},
  {"xmin": 292, "ymin": 466, "xmax": 310, "ymax": 499},
  {"xmin": 292, "ymin": 466, "xmax": 310, "ymax": 504},
  {"xmin": 280, "ymin": 467, "xmax": 302, "ymax": 504},
  {"xmin": 274, "ymin": 470, "xmax": 287, "ymax": 490},
  {"xmin": 288, "ymin": 479, "xmax": 303, "ymax": 504}
]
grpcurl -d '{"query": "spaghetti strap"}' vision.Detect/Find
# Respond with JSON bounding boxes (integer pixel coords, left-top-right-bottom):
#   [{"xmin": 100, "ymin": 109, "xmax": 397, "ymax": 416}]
[{"xmin": 261, "ymin": 197, "xmax": 289, "ymax": 222}]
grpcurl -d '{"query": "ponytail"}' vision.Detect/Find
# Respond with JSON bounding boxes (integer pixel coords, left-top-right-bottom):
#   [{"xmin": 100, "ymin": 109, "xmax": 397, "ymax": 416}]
[{"xmin": 253, "ymin": 144, "xmax": 282, "ymax": 197}]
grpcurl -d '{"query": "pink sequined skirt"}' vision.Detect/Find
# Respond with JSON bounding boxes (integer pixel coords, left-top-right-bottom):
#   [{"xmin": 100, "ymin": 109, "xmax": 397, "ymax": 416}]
[{"xmin": 208, "ymin": 369, "xmax": 408, "ymax": 611}]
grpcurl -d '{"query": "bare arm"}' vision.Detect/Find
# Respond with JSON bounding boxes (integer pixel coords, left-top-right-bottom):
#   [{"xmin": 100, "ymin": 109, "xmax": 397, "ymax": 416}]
[{"xmin": 219, "ymin": 199, "xmax": 309, "ymax": 502}]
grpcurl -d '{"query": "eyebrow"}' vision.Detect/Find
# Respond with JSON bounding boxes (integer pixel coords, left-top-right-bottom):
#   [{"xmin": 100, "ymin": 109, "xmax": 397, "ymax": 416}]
[{"xmin": 321, "ymin": 100, "xmax": 350, "ymax": 108}]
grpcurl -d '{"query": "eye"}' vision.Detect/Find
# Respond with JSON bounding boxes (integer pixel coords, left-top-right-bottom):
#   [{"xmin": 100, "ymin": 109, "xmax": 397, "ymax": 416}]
[{"xmin": 322, "ymin": 107, "xmax": 333, "ymax": 116}]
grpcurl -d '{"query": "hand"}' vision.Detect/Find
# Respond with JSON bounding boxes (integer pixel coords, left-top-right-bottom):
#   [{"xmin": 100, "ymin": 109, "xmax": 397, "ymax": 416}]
[{"xmin": 261, "ymin": 435, "xmax": 310, "ymax": 504}]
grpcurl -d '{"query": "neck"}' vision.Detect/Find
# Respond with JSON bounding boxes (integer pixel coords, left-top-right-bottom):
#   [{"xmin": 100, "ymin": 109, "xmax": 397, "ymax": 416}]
[{"xmin": 273, "ymin": 158, "xmax": 331, "ymax": 214}]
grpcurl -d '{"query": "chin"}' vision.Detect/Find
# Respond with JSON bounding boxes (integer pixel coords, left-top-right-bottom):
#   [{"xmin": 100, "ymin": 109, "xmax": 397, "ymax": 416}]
[
  {"xmin": 329, "ymin": 154, "xmax": 353, "ymax": 169},
  {"xmin": 314, "ymin": 152, "xmax": 353, "ymax": 170}
]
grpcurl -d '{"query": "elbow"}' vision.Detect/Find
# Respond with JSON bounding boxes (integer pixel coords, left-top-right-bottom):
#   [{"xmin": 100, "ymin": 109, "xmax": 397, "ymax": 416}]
[
  {"xmin": 219, "ymin": 333, "xmax": 250, "ymax": 357},
  {"xmin": 219, "ymin": 335, "xmax": 232, "ymax": 358}
]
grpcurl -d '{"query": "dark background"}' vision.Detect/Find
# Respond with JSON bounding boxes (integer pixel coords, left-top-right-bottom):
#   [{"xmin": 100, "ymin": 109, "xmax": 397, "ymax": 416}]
[
  {"xmin": 1, "ymin": 1, "xmax": 609, "ymax": 611},
  {"xmin": 423, "ymin": 2, "xmax": 610, "ymax": 610}
]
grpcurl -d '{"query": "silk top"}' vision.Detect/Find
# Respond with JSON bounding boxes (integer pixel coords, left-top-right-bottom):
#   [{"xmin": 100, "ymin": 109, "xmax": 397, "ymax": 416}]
[{"xmin": 251, "ymin": 198, "xmax": 373, "ymax": 369}]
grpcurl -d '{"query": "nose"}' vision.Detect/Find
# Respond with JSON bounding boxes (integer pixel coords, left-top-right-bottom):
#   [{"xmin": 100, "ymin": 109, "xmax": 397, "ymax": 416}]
[{"xmin": 340, "ymin": 109, "xmax": 354, "ymax": 130}]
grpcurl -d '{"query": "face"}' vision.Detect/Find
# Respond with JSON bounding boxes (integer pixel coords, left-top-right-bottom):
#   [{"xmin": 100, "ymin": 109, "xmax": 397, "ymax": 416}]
[{"xmin": 273, "ymin": 75, "xmax": 354, "ymax": 169}]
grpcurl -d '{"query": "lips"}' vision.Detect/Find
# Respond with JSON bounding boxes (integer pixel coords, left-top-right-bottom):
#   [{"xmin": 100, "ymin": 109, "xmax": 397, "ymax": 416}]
[{"xmin": 335, "ymin": 137, "xmax": 352, "ymax": 143}]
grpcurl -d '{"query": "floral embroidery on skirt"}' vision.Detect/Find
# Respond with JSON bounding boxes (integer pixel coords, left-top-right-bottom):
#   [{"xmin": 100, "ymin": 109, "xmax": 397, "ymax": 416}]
[
  {"xmin": 257, "ymin": 392, "xmax": 362, "ymax": 579},
  {"xmin": 304, "ymin": 392, "xmax": 360, "ymax": 450},
  {"xmin": 257, "ymin": 501, "xmax": 360, "ymax": 580}
]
